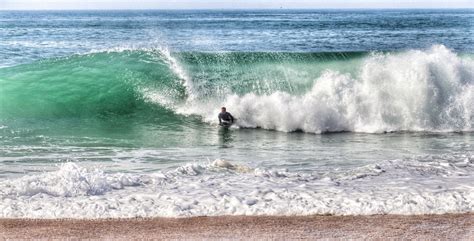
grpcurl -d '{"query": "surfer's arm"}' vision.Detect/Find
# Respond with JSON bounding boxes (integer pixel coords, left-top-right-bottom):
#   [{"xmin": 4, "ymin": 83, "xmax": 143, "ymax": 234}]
[{"xmin": 230, "ymin": 114, "xmax": 234, "ymax": 123}]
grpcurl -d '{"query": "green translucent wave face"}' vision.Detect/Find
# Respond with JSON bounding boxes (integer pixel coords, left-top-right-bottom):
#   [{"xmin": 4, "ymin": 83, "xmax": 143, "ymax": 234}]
[
  {"xmin": 0, "ymin": 50, "xmax": 186, "ymax": 119},
  {"xmin": 0, "ymin": 50, "xmax": 366, "ymax": 122},
  {"xmin": 178, "ymin": 52, "xmax": 365, "ymax": 97}
]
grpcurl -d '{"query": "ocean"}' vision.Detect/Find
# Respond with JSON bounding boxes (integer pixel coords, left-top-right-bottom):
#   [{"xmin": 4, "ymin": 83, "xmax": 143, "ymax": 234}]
[{"xmin": 0, "ymin": 9, "xmax": 473, "ymax": 218}]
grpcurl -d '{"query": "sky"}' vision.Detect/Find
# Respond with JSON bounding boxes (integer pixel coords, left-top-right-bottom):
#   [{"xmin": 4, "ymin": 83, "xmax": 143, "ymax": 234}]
[{"xmin": 0, "ymin": 0, "xmax": 472, "ymax": 10}]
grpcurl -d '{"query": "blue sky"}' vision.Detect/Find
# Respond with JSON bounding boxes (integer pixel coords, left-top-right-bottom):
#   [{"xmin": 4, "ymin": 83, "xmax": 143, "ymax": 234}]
[{"xmin": 1, "ymin": 0, "xmax": 472, "ymax": 10}]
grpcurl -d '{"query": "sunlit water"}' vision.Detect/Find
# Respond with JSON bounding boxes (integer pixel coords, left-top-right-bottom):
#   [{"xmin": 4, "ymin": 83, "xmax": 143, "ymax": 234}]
[{"xmin": 0, "ymin": 9, "xmax": 473, "ymax": 218}]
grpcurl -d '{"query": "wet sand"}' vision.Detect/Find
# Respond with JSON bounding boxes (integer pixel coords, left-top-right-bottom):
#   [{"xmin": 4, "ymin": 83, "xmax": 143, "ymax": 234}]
[{"xmin": 1, "ymin": 214, "xmax": 473, "ymax": 240}]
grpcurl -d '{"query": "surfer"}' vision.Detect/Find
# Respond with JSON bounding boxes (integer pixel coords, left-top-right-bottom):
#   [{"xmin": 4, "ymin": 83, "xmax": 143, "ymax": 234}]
[{"xmin": 218, "ymin": 107, "xmax": 234, "ymax": 126}]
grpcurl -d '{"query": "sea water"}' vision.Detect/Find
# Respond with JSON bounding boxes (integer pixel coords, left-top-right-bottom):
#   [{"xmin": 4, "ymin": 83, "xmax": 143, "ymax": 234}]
[{"xmin": 0, "ymin": 9, "xmax": 473, "ymax": 218}]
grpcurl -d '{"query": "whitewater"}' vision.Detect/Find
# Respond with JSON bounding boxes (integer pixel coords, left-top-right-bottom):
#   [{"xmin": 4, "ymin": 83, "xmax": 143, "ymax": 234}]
[
  {"xmin": 0, "ymin": 9, "xmax": 473, "ymax": 219},
  {"xmin": 179, "ymin": 45, "xmax": 474, "ymax": 133}
]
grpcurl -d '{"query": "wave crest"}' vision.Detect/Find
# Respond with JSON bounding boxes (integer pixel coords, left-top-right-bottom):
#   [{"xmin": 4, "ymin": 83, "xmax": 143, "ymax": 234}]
[
  {"xmin": 1, "ymin": 45, "xmax": 472, "ymax": 133},
  {"xmin": 183, "ymin": 45, "xmax": 474, "ymax": 133}
]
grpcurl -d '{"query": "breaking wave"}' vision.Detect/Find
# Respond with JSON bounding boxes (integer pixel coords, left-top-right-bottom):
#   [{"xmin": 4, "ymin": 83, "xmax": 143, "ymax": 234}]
[{"xmin": 0, "ymin": 45, "xmax": 472, "ymax": 133}]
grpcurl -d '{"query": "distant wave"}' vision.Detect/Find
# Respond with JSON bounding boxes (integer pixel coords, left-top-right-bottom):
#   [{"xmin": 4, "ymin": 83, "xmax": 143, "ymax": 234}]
[{"xmin": 0, "ymin": 45, "xmax": 472, "ymax": 133}]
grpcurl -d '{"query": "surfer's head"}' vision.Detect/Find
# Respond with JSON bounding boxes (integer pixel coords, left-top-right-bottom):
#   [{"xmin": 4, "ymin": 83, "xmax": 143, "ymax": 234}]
[{"xmin": 221, "ymin": 107, "xmax": 226, "ymax": 112}]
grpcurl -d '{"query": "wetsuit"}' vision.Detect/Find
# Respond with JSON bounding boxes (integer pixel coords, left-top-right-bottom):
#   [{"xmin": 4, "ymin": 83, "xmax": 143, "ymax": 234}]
[{"xmin": 218, "ymin": 112, "xmax": 234, "ymax": 125}]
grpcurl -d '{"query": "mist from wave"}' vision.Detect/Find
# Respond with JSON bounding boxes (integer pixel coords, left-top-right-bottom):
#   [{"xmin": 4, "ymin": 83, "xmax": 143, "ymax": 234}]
[{"xmin": 177, "ymin": 45, "xmax": 474, "ymax": 133}]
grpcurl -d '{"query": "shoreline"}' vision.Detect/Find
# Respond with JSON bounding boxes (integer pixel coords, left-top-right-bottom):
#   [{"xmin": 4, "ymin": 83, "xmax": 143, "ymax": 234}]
[{"xmin": 1, "ymin": 213, "xmax": 473, "ymax": 240}]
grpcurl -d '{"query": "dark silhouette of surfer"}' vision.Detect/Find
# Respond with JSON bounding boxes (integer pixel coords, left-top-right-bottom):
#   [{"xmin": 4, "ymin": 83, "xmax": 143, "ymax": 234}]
[{"xmin": 218, "ymin": 107, "xmax": 234, "ymax": 126}]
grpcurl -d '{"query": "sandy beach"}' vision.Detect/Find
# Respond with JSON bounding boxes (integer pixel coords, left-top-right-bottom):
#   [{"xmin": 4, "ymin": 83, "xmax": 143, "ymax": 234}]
[{"xmin": 1, "ymin": 213, "xmax": 473, "ymax": 240}]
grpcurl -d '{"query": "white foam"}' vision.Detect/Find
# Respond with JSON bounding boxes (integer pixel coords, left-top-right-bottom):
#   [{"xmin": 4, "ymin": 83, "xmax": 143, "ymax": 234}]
[
  {"xmin": 140, "ymin": 46, "xmax": 199, "ymax": 109},
  {"xmin": 1, "ymin": 154, "xmax": 473, "ymax": 218},
  {"xmin": 178, "ymin": 45, "xmax": 474, "ymax": 133}
]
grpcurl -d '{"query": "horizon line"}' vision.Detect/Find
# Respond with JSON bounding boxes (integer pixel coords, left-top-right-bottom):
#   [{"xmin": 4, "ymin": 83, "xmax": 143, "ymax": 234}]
[{"xmin": 1, "ymin": 7, "xmax": 473, "ymax": 11}]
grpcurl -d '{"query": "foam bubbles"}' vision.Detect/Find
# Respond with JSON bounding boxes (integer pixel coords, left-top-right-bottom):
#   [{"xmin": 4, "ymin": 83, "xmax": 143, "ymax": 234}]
[
  {"xmin": 1, "ymin": 154, "xmax": 473, "ymax": 218},
  {"xmin": 180, "ymin": 45, "xmax": 473, "ymax": 133},
  {"xmin": 2, "ymin": 162, "xmax": 142, "ymax": 198}
]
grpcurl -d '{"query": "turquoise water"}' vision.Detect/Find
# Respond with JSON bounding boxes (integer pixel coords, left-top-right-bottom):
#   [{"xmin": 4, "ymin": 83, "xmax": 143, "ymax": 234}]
[{"xmin": 0, "ymin": 10, "xmax": 473, "ymax": 218}]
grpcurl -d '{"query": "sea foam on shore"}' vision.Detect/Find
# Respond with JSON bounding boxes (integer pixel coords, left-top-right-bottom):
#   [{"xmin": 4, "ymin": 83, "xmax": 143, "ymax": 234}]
[{"xmin": 1, "ymin": 153, "xmax": 473, "ymax": 219}]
